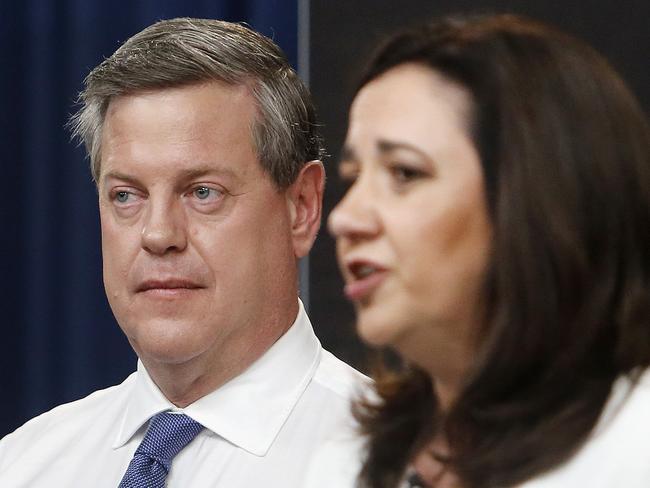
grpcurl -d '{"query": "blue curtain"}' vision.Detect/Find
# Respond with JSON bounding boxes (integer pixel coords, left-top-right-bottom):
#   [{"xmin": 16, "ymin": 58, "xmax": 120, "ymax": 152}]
[{"xmin": 0, "ymin": 0, "xmax": 297, "ymax": 437}]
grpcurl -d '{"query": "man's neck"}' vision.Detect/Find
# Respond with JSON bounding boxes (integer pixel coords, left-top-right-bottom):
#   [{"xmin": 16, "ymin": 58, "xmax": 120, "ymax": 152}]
[{"xmin": 139, "ymin": 304, "xmax": 298, "ymax": 407}]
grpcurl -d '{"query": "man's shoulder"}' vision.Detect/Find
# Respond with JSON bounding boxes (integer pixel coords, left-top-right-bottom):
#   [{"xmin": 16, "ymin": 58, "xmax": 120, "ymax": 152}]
[
  {"xmin": 0, "ymin": 372, "xmax": 136, "ymax": 455},
  {"xmin": 312, "ymin": 349, "xmax": 370, "ymax": 401},
  {"xmin": 302, "ymin": 352, "xmax": 368, "ymax": 487}
]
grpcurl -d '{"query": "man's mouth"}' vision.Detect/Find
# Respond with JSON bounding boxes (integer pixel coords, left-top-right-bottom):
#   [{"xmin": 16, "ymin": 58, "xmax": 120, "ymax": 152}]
[{"xmin": 136, "ymin": 279, "xmax": 204, "ymax": 294}]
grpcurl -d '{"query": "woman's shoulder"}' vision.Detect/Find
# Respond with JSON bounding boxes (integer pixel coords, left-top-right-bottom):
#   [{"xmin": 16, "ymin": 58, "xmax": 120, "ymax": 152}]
[{"xmin": 520, "ymin": 368, "xmax": 650, "ymax": 488}]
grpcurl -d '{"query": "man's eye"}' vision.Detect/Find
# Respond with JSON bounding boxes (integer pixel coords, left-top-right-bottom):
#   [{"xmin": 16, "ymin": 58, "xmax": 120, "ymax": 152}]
[
  {"xmin": 194, "ymin": 186, "xmax": 214, "ymax": 200},
  {"xmin": 115, "ymin": 191, "xmax": 131, "ymax": 203},
  {"xmin": 191, "ymin": 186, "xmax": 224, "ymax": 202}
]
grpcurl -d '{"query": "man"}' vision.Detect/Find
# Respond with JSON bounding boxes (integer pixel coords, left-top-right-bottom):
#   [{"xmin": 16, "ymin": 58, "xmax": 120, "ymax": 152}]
[{"xmin": 0, "ymin": 18, "xmax": 363, "ymax": 487}]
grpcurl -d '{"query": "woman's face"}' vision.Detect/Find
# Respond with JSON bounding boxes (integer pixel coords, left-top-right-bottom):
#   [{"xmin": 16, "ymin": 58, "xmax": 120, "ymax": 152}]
[{"xmin": 328, "ymin": 63, "xmax": 492, "ymax": 367}]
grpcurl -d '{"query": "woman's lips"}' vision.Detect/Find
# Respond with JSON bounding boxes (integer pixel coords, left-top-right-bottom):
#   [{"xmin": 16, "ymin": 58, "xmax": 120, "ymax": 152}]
[
  {"xmin": 344, "ymin": 271, "xmax": 387, "ymax": 301},
  {"xmin": 343, "ymin": 260, "xmax": 388, "ymax": 301}
]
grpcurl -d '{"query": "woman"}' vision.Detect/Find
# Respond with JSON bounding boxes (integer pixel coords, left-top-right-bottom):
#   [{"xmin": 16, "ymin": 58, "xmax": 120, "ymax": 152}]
[{"xmin": 326, "ymin": 13, "xmax": 650, "ymax": 488}]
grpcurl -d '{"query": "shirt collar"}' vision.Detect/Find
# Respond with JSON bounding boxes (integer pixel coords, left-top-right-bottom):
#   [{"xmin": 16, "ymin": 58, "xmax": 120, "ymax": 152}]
[{"xmin": 113, "ymin": 299, "xmax": 322, "ymax": 456}]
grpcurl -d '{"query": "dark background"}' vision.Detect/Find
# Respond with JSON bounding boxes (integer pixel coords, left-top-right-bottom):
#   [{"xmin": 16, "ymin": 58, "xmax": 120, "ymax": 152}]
[
  {"xmin": 1, "ymin": 0, "xmax": 648, "ymax": 438},
  {"xmin": 308, "ymin": 0, "xmax": 650, "ymax": 370}
]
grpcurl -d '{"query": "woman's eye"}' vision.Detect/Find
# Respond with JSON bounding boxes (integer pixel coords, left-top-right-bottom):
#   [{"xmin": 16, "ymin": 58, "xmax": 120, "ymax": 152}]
[{"xmin": 391, "ymin": 165, "xmax": 424, "ymax": 183}]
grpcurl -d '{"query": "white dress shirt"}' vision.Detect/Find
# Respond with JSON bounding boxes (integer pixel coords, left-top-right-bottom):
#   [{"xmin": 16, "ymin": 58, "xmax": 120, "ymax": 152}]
[
  {"xmin": 304, "ymin": 369, "xmax": 650, "ymax": 487},
  {"xmin": 0, "ymin": 301, "xmax": 366, "ymax": 487}
]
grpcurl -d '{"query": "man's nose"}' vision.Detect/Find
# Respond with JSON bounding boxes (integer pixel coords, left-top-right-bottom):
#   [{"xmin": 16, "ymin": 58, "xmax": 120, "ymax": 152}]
[{"xmin": 140, "ymin": 198, "xmax": 188, "ymax": 255}]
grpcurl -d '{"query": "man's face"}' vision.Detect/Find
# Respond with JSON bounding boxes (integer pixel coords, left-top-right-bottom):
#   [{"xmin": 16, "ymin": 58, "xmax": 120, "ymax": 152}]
[{"xmin": 98, "ymin": 82, "xmax": 299, "ymax": 372}]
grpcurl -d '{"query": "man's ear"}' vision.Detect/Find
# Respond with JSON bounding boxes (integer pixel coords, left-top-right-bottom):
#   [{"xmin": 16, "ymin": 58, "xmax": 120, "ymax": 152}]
[{"xmin": 286, "ymin": 160, "xmax": 325, "ymax": 258}]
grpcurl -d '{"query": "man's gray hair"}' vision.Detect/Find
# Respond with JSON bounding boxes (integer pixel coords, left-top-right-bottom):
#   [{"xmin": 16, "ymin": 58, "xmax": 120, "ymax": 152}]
[{"xmin": 70, "ymin": 17, "xmax": 324, "ymax": 188}]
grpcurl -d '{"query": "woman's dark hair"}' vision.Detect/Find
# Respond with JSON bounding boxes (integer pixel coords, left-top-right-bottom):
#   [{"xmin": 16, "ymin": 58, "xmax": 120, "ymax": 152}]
[{"xmin": 354, "ymin": 13, "xmax": 650, "ymax": 488}]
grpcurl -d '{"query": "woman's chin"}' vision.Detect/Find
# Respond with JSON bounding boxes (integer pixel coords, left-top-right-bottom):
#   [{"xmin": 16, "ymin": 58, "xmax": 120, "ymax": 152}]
[{"xmin": 355, "ymin": 310, "xmax": 405, "ymax": 349}]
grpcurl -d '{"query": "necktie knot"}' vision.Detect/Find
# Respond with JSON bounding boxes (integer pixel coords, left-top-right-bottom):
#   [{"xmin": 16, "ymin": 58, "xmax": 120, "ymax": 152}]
[
  {"xmin": 136, "ymin": 412, "xmax": 204, "ymax": 465},
  {"xmin": 119, "ymin": 412, "xmax": 204, "ymax": 487}
]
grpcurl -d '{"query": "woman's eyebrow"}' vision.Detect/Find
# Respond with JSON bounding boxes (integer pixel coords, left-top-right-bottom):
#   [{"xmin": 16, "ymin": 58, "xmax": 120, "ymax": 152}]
[{"xmin": 377, "ymin": 139, "xmax": 428, "ymax": 159}]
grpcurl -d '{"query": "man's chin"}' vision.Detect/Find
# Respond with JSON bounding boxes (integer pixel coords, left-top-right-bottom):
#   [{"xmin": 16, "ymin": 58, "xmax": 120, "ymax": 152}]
[{"xmin": 127, "ymin": 333, "xmax": 208, "ymax": 367}]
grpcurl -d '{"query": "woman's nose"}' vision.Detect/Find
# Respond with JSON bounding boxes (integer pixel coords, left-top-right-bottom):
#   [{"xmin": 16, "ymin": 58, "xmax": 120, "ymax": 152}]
[{"xmin": 327, "ymin": 178, "xmax": 380, "ymax": 241}]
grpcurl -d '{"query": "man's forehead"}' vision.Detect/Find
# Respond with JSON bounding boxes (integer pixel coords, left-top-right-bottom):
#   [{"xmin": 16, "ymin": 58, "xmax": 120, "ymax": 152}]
[
  {"xmin": 100, "ymin": 82, "xmax": 255, "ymax": 147},
  {"xmin": 104, "ymin": 80, "xmax": 255, "ymax": 113}
]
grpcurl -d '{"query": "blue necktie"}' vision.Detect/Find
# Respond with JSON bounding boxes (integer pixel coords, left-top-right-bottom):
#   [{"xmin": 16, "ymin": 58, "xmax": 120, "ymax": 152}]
[{"xmin": 119, "ymin": 412, "xmax": 204, "ymax": 488}]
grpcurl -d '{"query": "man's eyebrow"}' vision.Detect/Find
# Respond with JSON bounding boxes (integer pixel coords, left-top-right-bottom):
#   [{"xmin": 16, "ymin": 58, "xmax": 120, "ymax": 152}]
[
  {"xmin": 101, "ymin": 171, "xmax": 141, "ymax": 186},
  {"xmin": 174, "ymin": 166, "xmax": 239, "ymax": 181},
  {"xmin": 101, "ymin": 165, "xmax": 240, "ymax": 185}
]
